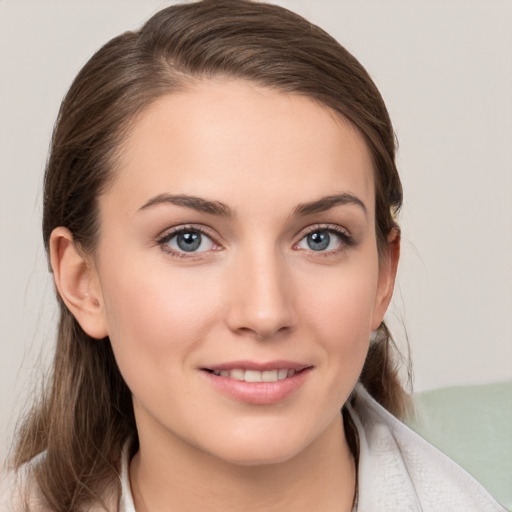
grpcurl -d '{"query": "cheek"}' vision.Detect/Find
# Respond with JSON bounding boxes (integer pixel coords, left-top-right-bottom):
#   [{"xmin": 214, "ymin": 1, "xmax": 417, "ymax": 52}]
[
  {"xmin": 304, "ymin": 260, "xmax": 380, "ymax": 339},
  {"xmin": 99, "ymin": 261, "xmax": 225, "ymax": 375},
  {"xmin": 301, "ymin": 257, "xmax": 380, "ymax": 379}
]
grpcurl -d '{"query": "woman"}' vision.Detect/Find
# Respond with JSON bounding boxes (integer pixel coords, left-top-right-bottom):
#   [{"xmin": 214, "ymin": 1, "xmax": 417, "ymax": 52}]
[{"xmin": 2, "ymin": 1, "xmax": 505, "ymax": 511}]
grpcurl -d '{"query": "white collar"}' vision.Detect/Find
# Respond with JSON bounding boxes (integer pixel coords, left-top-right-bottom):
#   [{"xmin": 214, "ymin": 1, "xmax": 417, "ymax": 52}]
[
  {"xmin": 347, "ymin": 384, "xmax": 505, "ymax": 512},
  {"xmin": 119, "ymin": 444, "xmax": 136, "ymax": 512}
]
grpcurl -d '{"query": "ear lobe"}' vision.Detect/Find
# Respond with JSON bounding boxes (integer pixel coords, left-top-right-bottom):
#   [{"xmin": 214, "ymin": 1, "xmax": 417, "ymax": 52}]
[
  {"xmin": 371, "ymin": 229, "xmax": 400, "ymax": 331},
  {"xmin": 50, "ymin": 227, "xmax": 108, "ymax": 339}
]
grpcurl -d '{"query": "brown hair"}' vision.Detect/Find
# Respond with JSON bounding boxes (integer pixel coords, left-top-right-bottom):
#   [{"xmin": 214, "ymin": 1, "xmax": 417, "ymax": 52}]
[{"xmin": 13, "ymin": 1, "xmax": 407, "ymax": 509}]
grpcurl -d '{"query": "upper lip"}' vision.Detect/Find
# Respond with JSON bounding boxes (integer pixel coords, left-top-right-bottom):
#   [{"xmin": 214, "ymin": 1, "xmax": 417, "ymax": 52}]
[{"xmin": 203, "ymin": 360, "xmax": 312, "ymax": 372}]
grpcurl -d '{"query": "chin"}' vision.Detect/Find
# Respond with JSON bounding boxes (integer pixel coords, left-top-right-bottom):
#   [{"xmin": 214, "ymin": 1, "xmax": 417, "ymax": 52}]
[
  {"xmin": 213, "ymin": 443, "xmax": 305, "ymax": 467},
  {"xmin": 196, "ymin": 421, "xmax": 324, "ymax": 468}
]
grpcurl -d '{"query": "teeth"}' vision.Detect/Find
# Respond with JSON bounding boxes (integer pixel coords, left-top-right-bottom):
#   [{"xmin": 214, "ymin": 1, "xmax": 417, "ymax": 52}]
[
  {"xmin": 230, "ymin": 369, "xmax": 245, "ymax": 380},
  {"xmin": 245, "ymin": 370, "xmax": 262, "ymax": 382},
  {"xmin": 211, "ymin": 368, "xmax": 299, "ymax": 382},
  {"xmin": 262, "ymin": 370, "xmax": 278, "ymax": 382}
]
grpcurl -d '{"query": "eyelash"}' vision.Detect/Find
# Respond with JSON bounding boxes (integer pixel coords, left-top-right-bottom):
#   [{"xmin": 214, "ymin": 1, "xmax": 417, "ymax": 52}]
[
  {"xmin": 156, "ymin": 225, "xmax": 220, "ymax": 259},
  {"xmin": 295, "ymin": 224, "xmax": 355, "ymax": 257},
  {"xmin": 156, "ymin": 224, "xmax": 355, "ymax": 259}
]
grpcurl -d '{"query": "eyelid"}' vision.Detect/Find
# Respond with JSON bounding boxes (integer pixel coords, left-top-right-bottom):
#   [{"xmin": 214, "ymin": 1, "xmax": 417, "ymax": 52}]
[
  {"xmin": 157, "ymin": 223, "xmax": 218, "ymax": 241},
  {"xmin": 293, "ymin": 223, "xmax": 355, "ymax": 253},
  {"xmin": 156, "ymin": 224, "xmax": 223, "ymax": 256},
  {"xmin": 298, "ymin": 223, "xmax": 350, "ymax": 238},
  {"xmin": 295, "ymin": 223, "xmax": 352, "ymax": 244},
  {"xmin": 155, "ymin": 222, "xmax": 354, "ymax": 259}
]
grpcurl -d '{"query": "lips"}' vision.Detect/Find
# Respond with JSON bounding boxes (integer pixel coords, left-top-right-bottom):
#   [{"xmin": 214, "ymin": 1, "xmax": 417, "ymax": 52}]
[{"xmin": 201, "ymin": 361, "xmax": 312, "ymax": 404}]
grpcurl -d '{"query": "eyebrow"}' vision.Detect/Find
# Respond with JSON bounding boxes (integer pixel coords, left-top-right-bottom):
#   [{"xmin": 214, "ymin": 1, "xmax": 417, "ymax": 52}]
[
  {"xmin": 137, "ymin": 192, "xmax": 367, "ymax": 218},
  {"xmin": 138, "ymin": 193, "xmax": 234, "ymax": 216},
  {"xmin": 293, "ymin": 193, "xmax": 368, "ymax": 217}
]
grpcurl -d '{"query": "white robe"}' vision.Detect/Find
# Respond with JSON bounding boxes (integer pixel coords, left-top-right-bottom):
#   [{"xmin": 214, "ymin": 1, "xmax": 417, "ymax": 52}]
[{"xmin": 347, "ymin": 385, "xmax": 506, "ymax": 511}]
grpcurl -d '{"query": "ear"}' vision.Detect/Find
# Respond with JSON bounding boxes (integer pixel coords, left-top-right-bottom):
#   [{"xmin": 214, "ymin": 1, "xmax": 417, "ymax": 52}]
[
  {"xmin": 50, "ymin": 227, "xmax": 108, "ymax": 339},
  {"xmin": 371, "ymin": 228, "xmax": 400, "ymax": 331}
]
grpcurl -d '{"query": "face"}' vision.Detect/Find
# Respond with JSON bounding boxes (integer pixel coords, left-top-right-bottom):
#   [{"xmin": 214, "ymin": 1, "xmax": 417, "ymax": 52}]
[{"xmin": 89, "ymin": 80, "xmax": 396, "ymax": 466}]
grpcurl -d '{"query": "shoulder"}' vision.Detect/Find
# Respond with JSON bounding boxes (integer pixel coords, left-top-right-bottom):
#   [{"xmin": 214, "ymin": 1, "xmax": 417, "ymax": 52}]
[
  {"xmin": 349, "ymin": 384, "xmax": 507, "ymax": 512},
  {"xmin": 0, "ymin": 453, "xmax": 122, "ymax": 512}
]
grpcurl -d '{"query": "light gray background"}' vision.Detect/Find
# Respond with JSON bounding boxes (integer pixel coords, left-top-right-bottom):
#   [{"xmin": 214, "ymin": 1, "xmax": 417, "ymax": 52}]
[{"xmin": 1, "ymin": 0, "xmax": 511, "ymax": 464}]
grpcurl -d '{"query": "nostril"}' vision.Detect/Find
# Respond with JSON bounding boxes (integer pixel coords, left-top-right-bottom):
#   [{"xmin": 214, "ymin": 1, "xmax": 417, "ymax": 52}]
[{"xmin": 235, "ymin": 324, "xmax": 292, "ymax": 340}]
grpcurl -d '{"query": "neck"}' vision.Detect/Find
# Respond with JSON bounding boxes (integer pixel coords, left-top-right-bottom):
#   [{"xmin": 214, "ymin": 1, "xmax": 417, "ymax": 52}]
[{"xmin": 130, "ymin": 414, "xmax": 356, "ymax": 512}]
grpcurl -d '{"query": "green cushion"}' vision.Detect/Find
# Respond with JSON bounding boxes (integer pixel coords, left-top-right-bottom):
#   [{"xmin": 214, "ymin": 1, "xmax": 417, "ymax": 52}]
[{"xmin": 405, "ymin": 381, "xmax": 512, "ymax": 511}]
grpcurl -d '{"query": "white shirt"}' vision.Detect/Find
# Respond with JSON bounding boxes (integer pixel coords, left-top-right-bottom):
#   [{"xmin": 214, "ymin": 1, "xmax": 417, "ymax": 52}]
[
  {"xmin": 347, "ymin": 385, "xmax": 506, "ymax": 511},
  {"xmin": 118, "ymin": 384, "xmax": 506, "ymax": 512}
]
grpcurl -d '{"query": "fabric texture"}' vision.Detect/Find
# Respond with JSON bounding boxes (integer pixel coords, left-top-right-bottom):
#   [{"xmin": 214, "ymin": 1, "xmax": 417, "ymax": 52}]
[
  {"xmin": 2, "ymin": 384, "xmax": 506, "ymax": 511},
  {"xmin": 405, "ymin": 381, "xmax": 512, "ymax": 508},
  {"xmin": 348, "ymin": 384, "xmax": 507, "ymax": 512}
]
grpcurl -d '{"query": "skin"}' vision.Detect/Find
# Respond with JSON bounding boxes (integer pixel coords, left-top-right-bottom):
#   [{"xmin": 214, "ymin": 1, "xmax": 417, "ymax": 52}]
[{"xmin": 51, "ymin": 79, "xmax": 399, "ymax": 511}]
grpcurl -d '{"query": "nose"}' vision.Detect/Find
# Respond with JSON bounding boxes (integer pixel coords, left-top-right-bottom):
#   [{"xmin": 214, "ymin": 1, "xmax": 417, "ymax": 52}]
[{"xmin": 225, "ymin": 245, "xmax": 295, "ymax": 340}]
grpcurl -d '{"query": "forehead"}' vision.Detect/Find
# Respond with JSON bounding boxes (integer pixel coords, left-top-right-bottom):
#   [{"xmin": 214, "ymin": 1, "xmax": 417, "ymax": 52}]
[{"xmin": 109, "ymin": 79, "xmax": 375, "ymax": 216}]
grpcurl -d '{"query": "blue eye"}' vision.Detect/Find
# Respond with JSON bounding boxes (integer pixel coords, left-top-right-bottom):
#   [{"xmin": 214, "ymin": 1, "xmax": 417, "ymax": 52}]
[
  {"xmin": 297, "ymin": 229, "xmax": 347, "ymax": 252},
  {"xmin": 163, "ymin": 229, "xmax": 215, "ymax": 254},
  {"xmin": 306, "ymin": 231, "xmax": 331, "ymax": 251}
]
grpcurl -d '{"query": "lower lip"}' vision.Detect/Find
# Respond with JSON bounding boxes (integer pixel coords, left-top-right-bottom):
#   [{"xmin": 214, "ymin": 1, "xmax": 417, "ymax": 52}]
[{"xmin": 201, "ymin": 369, "xmax": 312, "ymax": 405}]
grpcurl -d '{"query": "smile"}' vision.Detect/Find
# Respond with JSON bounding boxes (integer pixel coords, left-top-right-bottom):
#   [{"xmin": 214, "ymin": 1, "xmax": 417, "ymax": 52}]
[
  {"xmin": 201, "ymin": 363, "xmax": 312, "ymax": 404},
  {"xmin": 207, "ymin": 368, "xmax": 298, "ymax": 382}
]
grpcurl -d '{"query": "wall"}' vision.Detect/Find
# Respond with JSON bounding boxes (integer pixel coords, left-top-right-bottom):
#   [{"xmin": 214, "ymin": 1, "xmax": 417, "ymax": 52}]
[{"xmin": 1, "ymin": 0, "xmax": 511, "ymax": 464}]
